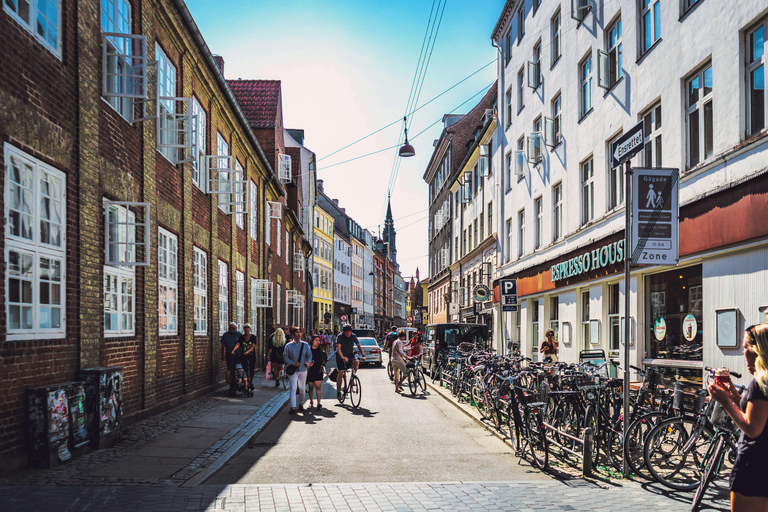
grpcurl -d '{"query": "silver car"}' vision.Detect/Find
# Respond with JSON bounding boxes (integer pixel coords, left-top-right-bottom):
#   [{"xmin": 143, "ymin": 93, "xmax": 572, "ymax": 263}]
[{"xmin": 353, "ymin": 337, "xmax": 383, "ymax": 367}]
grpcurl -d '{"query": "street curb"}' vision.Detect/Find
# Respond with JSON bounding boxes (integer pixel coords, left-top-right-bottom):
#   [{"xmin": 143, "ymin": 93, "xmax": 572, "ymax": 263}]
[{"xmin": 181, "ymin": 389, "xmax": 291, "ymax": 487}]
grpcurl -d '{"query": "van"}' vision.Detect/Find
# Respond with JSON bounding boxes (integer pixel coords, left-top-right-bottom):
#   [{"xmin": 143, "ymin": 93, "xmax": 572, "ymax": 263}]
[{"xmin": 420, "ymin": 323, "xmax": 490, "ymax": 377}]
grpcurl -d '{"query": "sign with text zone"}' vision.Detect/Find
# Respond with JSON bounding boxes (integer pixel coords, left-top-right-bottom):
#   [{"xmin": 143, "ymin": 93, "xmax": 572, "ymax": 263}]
[{"xmin": 631, "ymin": 168, "xmax": 679, "ymax": 265}]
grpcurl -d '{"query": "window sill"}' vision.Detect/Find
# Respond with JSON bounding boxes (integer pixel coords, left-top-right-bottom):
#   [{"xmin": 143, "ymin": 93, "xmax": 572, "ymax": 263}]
[
  {"xmin": 578, "ymin": 108, "xmax": 594, "ymax": 124},
  {"xmin": 518, "ymin": 105, "xmax": 525, "ymax": 115},
  {"xmin": 679, "ymin": 1, "xmax": 705, "ymax": 23},
  {"xmin": 602, "ymin": 76, "xmax": 624, "ymax": 98},
  {"xmin": 549, "ymin": 140, "xmax": 562, "ymax": 152},
  {"xmin": 636, "ymin": 38, "xmax": 662, "ymax": 65},
  {"xmin": 550, "ymin": 55, "xmax": 561, "ymax": 70}
]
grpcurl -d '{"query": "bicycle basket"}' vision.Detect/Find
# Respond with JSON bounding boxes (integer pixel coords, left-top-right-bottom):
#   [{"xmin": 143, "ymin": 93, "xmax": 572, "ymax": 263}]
[
  {"xmin": 672, "ymin": 381, "xmax": 685, "ymax": 410},
  {"xmin": 457, "ymin": 342, "xmax": 476, "ymax": 355},
  {"xmin": 708, "ymin": 401, "xmax": 731, "ymax": 429}
]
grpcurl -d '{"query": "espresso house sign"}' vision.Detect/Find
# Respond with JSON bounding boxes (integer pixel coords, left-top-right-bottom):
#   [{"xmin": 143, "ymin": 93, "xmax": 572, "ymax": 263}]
[{"xmin": 551, "ymin": 240, "xmax": 626, "ymax": 282}]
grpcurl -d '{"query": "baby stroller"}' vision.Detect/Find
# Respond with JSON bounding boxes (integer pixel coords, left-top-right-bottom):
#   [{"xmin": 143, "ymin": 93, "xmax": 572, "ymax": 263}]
[{"xmin": 231, "ymin": 362, "xmax": 253, "ymax": 397}]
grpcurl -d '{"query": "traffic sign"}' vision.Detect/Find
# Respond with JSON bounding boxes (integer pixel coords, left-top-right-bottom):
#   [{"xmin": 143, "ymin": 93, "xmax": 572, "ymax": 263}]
[
  {"xmin": 631, "ymin": 167, "xmax": 679, "ymax": 265},
  {"xmin": 406, "ymin": 315, "xmax": 414, "ymax": 323},
  {"xmin": 340, "ymin": 314, "xmax": 348, "ymax": 322},
  {"xmin": 499, "ymin": 279, "xmax": 517, "ymax": 296},
  {"xmin": 502, "ymin": 305, "xmax": 518, "ymax": 312},
  {"xmin": 611, "ymin": 121, "xmax": 644, "ymax": 168},
  {"xmin": 503, "ymin": 295, "xmax": 517, "ymax": 305}
]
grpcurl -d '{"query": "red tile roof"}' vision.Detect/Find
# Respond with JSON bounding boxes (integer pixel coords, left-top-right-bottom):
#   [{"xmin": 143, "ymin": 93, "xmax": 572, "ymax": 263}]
[{"xmin": 227, "ymin": 79, "xmax": 281, "ymax": 129}]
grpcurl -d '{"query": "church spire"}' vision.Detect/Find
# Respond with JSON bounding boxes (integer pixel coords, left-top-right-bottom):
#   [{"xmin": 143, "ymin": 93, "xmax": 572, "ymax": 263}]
[{"xmin": 383, "ymin": 194, "xmax": 397, "ymax": 266}]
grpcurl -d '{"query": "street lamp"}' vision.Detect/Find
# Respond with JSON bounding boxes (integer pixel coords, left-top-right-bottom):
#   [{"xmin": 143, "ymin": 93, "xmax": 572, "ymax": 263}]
[{"xmin": 398, "ymin": 117, "xmax": 415, "ymax": 158}]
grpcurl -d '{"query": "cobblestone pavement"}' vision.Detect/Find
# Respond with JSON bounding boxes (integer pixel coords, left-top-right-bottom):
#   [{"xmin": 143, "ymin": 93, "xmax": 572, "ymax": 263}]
[{"xmin": 0, "ymin": 480, "xmax": 726, "ymax": 512}]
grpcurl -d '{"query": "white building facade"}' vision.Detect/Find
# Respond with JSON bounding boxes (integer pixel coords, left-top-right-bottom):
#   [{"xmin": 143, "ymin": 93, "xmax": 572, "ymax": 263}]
[
  {"xmin": 491, "ymin": 0, "xmax": 768, "ymax": 383},
  {"xmin": 362, "ymin": 229, "xmax": 376, "ymax": 330}
]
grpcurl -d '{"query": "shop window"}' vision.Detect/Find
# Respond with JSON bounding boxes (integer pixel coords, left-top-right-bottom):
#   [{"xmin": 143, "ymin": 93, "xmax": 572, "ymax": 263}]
[
  {"xmin": 645, "ymin": 264, "xmax": 703, "ymax": 362},
  {"xmin": 550, "ymin": 296, "xmax": 559, "ymax": 343},
  {"xmin": 531, "ymin": 299, "xmax": 540, "ymax": 348},
  {"xmin": 608, "ymin": 283, "xmax": 620, "ymax": 351},
  {"xmin": 581, "ymin": 289, "xmax": 590, "ymax": 348}
]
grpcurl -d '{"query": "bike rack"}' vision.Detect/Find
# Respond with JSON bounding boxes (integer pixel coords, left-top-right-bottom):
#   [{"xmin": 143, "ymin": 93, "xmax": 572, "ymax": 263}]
[{"xmin": 541, "ymin": 422, "xmax": 594, "ymax": 477}]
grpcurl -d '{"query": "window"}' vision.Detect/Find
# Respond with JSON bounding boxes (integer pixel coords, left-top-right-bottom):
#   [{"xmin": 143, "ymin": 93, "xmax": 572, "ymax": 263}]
[
  {"xmin": 480, "ymin": 213, "xmax": 484, "ymax": 241},
  {"xmin": 534, "ymin": 197, "xmax": 543, "ymax": 250},
  {"xmin": 529, "ymin": 116, "xmax": 543, "ymax": 164},
  {"xmin": 468, "ymin": 224, "xmax": 473, "ymax": 250},
  {"xmin": 505, "ymin": 88, "xmax": 513, "ymax": 128},
  {"xmin": 581, "ymin": 158, "xmax": 594, "ymax": 225},
  {"xmin": 608, "ymin": 134, "xmax": 624, "ymax": 209},
  {"xmin": 276, "ymin": 283, "xmax": 281, "ymax": 325},
  {"xmin": 518, "ymin": 67, "xmax": 525, "ymax": 113},
  {"xmin": 642, "ymin": 102, "xmax": 662, "ymax": 167},
  {"xmin": 515, "ymin": 309, "xmax": 522, "ymax": 347},
  {"xmin": 505, "ymin": 30, "xmax": 513, "ymax": 65},
  {"xmin": 516, "ymin": 137, "xmax": 525, "ymax": 181},
  {"xmin": 5, "ymin": 146, "xmax": 66, "ymax": 339},
  {"xmin": 250, "ymin": 277, "xmax": 259, "ymax": 324},
  {"xmin": 236, "ymin": 270, "xmax": 245, "ymax": 330},
  {"xmin": 607, "ymin": 18, "xmax": 623, "ymax": 87},
  {"xmin": 550, "ymin": 296, "xmax": 559, "ymax": 343},
  {"xmin": 551, "ymin": 94, "xmax": 562, "ymax": 145},
  {"xmin": 552, "ymin": 10, "xmax": 561, "ymax": 65},
  {"xmin": 531, "ymin": 299, "xmax": 540, "ymax": 348},
  {"xmin": 505, "ymin": 152, "xmax": 513, "ymax": 190},
  {"xmin": 609, "ymin": 283, "xmax": 620, "ymax": 351},
  {"xmin": 686, "ymin": 63, "xmax": 713, "ymax": 168},
  {"xmin": 581, "ymin": 289, "xmax": 591, "ymax": 348},
  {"xmin": 517, "ymin": 209, "xmax": 525, "ymax": 257},
  {"xmin": 572, "ymin": 0, "xmax": 592, "ymax": 22},
  {"xmin": 517, "ymin": 4, "xmax": 525, "ymax": 44},
  {"xmin": 505, "ymin": 218, "xmax": 513, "ymax": 262},
  {"xmin": 158, "ymin": 228, "xmax": 177, "ymax": 335},
  {"xmin": 191, "ymin": 98, "xmax": 207, "ymax": 189},
  {"xmin": 103, "ymin": 204, "xmax": 134, "ymax": 337},
  {"xmin": 285, "ymin": 232, "xmax": 290, "ymax": 265},
  {"xmin": 249, "ymin": 181, "xmax": 258, "ymax": 239},
  {"xmin": 474, "ymin": 218, "xmax": 478, "ymax": 247},
  {"xmin": 101, "ymin": 0, "xmax": 133, "ymax": 118},
  {"xmin": 194, "ymin": 247, "xmax": 208, "ymax": 334},
  {"xmin": 533, "ymin": 0, "xmax": 541, "ymax": 15},
  {"xmin": 683, "ymin": 0, "xmax": 701, "ymax": 15},
  {"xmin": 529, "ymin": 41, "xmax": 541, "ymax": 89},
  {"xmin": 5, "ymin": 0, "xmax": 61, "ymax": 56},
  {"xmin": 580, "ymin": 53, "xmax": 593, "ymax": 117},
  {"xmin": 215, "ymin": 133, "xmax": 229, "ymax": 211},
  {"xmin": 747, "ymin": 22, "xmax": 766, "ymax": 136},
  {"xmin": 218, "ymin": 260, "xmax": 228, "ymax": 335},
  {"xmin": 553, "ymin": 183, "xmax": 563, "ymax": 241},
  {"xmin": 234, "ymin": 161, "xmax": 245, "ymax": 228},
  {"xmin": 487, "ymin": 202, "xmax": 493, "ymax": 236},
  {"xmin": 640, "ymin": 0, "xmax": 661, "ymax": 54},
  {"xmin": 156, "ymin": 44, "xmax": 177, "ymax": 163}
]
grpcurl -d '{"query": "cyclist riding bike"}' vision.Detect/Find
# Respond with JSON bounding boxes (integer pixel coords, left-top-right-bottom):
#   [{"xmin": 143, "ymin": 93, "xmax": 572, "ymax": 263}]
[{"xmin": 336, "ymin": 324, "xmax": 365, "ymax": 400}]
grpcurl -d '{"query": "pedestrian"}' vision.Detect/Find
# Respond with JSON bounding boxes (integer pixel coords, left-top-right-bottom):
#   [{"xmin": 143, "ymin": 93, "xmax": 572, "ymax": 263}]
[
  {"xmin": 540, "ymin": 328, "xmax": 559, "ymax": 363},
  {"xmin": 239, "ymin": 323, "xmax": 257, "ymax": 392},
  {"xmin": 220, "ymin": 322, "xmax": 242, "ymax": 395},
  {"xmin": 283, "ymin": 326, "xmax": 312, "ymax": 414},
  {"xmin": 708, "ymin": 324, "xmax": 768, "ymax": 512},
  {"xmin": 391, "ymin": 330, "xmax": 409, "ymax": 393},
  {"xmin": 268, "ymin": 327, "xmax": 286, "ymax": 387},
  {"xmin": 307, "ymin": 334, "xmax": 327, "ymax": 410}
]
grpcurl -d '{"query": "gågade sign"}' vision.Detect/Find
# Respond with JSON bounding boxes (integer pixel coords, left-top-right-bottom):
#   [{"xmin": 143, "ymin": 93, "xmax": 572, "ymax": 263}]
[{"xmin": 551, "ymin": 240, "xmax": 626, "ymax": 282}]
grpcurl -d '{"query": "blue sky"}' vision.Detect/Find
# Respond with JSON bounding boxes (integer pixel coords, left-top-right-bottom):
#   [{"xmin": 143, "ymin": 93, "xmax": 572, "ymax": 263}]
[{"xmin": 184, "ymin": 0, "xmax": 501, "ymax": 280}]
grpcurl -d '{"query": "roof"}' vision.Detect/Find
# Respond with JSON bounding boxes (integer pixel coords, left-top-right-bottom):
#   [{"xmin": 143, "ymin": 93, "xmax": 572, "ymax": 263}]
[
  {"xmin": 491, "ymin": 0, "xmax": 517, "ymax": 42},
  {"xmin": 227, "ymin": 80, "xmax": 281, "ymax": 128}
]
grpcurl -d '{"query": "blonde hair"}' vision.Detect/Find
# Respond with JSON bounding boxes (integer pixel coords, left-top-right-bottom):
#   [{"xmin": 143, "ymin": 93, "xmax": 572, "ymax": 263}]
[
  {"xmin": 747, "ymin": 324, "xmax": 768, "ymax": 395},
  {"xmin": 273, "ymin": 328, "xmax": 286, "ymax": 347}
]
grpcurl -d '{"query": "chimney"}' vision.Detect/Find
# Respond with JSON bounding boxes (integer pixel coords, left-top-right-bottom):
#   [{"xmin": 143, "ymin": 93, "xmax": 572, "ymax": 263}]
[
  {"xmin": 332, "ymin": 199, "xmax": 339, "ymax": 205},
  {"xmin": 317, "ymin": 179, "xmax": 324, "ymax": 192},
  {"xmin": 212, "ymin": 55, "xmax": 225, "ymax": 76},
  {"xmin": 341, "ymin": 208, "xmax": 346, "ymax": 213}
]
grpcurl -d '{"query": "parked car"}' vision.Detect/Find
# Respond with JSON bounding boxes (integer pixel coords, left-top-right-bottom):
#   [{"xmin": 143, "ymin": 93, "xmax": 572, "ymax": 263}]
[
  {"xmin": 352, "ymin": 337, "xmax": 382, "ymax": 366},
  {"xmin": 352, "ymin": 328, "xmax": 375, "ymax": 339},
  {"xmin": 421, "ymin": 323, "xmax": 490, "ymax": 377}
]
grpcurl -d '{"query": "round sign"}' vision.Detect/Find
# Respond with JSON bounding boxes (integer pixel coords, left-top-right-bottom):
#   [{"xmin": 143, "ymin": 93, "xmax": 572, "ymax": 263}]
[
  {"xmin": 340, "ymin": 314, "xmax": 348, "ymax": 322},
  {"xmin": 682, "ymin": 314, "xmax": 697, "ymax": 342},
  {"xmin": 654, "ymin": 317, "xmax": 667, "ymax": 341},
  {"xmin": 473, "ymin": 284, "xmax": 491, "ymax": 303},
  {"xmin": 406, "ymin": 316, "xmax": 413, "ymax": 323}
]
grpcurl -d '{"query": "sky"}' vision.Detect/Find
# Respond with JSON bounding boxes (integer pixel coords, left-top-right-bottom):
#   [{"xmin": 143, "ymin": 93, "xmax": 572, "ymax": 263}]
[{"xmin": 184, "ymin": 0, "xmax": 501, "ymax": 281}]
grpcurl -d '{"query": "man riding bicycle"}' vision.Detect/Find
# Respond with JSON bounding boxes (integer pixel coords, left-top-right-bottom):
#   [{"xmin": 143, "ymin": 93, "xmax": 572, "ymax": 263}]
[{"xmin": 336, "ymin": 324, "xmax": 365, "ymax": 400}]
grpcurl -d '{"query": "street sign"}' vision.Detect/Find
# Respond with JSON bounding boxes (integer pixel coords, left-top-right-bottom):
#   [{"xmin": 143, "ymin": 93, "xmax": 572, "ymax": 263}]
[
  {"xmin": 340, "ymin": 314, "xmax": 348, "ymax": 322},
  {"xmin": 406, "ymin": 315, "xmax": 414, "ymax": 323},
  {"xmin": 503, "ymin": 295, "xmax": 518, "ymax": 305},
  {"xmin": 502, "ymin": 305, "xmax": 518, "ymax": 312},
  {"xmin": 631, "ymin": 167, "xmax": 679, "ymax": 265},
  {"xmin": 473, "ymin": 284, "xmax": 491, "ymax": 302},
  {"xmin": 413, "ymin": 310, "xmax": 421, "ymax": 322},
  {"xmin": 611, "ymin": 121, "xmax": 644, "ymax": 168},
  {"xmin": 323, "ymin": 312, "xmax": 332, "ymax": 321},
  {"xmin": 499, "ymin": 279, "xmax": 517, "ymax": 296}
]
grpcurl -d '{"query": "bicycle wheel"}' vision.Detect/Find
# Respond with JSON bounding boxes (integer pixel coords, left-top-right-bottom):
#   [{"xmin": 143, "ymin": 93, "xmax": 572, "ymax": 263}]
[
  {"xmin": 418, "ymin": 369, "xmax": 427, "ymax": 393},
  {"xmin": 337, "ymin": 374, "xmax": 347, "ymax": 404},
  {"xmin": 505, "ymin": 399, "xmax": 521, "ymax": 454},
  {"xmin": 471, "ymin": 378, "xmax": 485, "ymax": 411},
  {"xmin": 552, "ymin": 399, "xmax": 581, "ymax": 458},
  {"xmin": 451, "ymin": 368, "xmax": 462, "ymax": 398},
  {"xmin": 606, "ymin": 421, "xmax": 623, "ymax": 471},
  {"xmin": 625, "ymin": 411, "xmax": 666, "ymax": 477},
  {"xmin": 583, "ymin": 405, "xmax": 600, "ymax": 467},
  {"xmin": 408, "ymin": 369, "xmax": 417, "ymax": 395},
  {"xmin": 526, "ymin": 408, "xmax": 549, "ymax": 470},
  {"xmin": 644, "ymin": 416, "xmax": 710, "ymax": 491},
  {"xmin": 691, "ymin": 434, "xmax": 725, "ymax": 512},
  {"xmin": 431, "ymin": 361, "xmax": 442, "ymax": 384},
  {"xmin": 349, "ymin": 375, "xmax": 361, "ymax": 408}
]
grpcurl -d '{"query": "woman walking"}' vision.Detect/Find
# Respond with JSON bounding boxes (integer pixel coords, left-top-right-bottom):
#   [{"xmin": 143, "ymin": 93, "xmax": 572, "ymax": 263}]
[
  {"xmin": 708, "ymin": 324, "xmax": 768, "ymax": 512},
  {"xmin": 239, "ymin": 324, "xmax": 257, "ymax": 391},
  {"xmin": 283, "ymin": 326, "xmax": 312, "ymax": 414},
  {"xmin": 268, "ymin": 327, "xmax": 286, "ymax": 387},
  {"xmin": 307, "ymin": 334, "xmax": 327, "ymax": 410}
]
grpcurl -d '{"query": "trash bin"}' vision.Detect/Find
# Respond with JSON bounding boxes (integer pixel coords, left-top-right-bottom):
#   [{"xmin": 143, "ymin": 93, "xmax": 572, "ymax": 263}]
[
  {"xmin": 79, "ymin": 366, "xmax": 123, "ymax": 449},
  {"xmin": 26, "ymin": 381, "xmax": 86, "ymax": 468}
]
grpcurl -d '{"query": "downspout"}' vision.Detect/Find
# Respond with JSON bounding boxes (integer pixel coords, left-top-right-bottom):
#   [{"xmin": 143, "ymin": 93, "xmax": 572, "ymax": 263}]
[{"xmin": 490, "ymin": 36, "xmax": 505, "ymax": 353}]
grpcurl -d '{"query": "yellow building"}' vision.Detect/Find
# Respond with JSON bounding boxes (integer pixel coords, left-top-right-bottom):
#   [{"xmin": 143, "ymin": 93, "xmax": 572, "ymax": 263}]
[{"xmin": 313, "ymin": 205, "xmax": 334, "ymax": 332}]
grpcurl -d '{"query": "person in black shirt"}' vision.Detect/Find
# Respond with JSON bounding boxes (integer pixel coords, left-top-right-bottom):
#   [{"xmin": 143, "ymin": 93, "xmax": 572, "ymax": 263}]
[
  {"xmin": 709, "ymin": 324, "xmax": 768, "ymax": 511},
  {"xmin": 307, "ymin": 334, "xmax": 327, "ymax": 409},
  {"xmin": 335, "ymin": 324, "xmax": 365, "ymax": 400},
  {"xmin": 220, "ymin": 322, "xmax": 242, "ymax": 395}
]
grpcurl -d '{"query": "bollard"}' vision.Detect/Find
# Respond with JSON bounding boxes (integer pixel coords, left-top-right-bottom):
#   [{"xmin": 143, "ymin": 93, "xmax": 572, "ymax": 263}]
[{"xmin": 582, "ymin": 427, "xmax": 594, "ymax": 477}]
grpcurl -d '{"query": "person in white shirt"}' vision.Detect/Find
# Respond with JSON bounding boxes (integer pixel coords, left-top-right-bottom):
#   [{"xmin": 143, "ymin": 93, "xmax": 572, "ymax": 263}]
[{"xmin": 391, "ymin": 330, "xmax": 409, "ymax": 393}]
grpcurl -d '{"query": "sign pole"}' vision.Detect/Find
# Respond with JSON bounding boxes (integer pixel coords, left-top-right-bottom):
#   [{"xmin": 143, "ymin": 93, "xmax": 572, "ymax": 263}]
[{"xmin": 622, "ymin": 161, "xmax": 632, "ymax": 478}]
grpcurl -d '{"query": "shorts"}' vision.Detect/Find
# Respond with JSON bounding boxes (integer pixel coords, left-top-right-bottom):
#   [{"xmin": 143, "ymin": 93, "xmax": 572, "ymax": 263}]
[
  {"xmin": 391, "ymin": 359, "xmax": 407, "ymax": 378},
  {"xmin": 730, "ymin": 451, "xmax": 768, "ymax": 497},
  {"xmin": 336, "ymin": 354, "xmax": 356, "ymax": 372}
]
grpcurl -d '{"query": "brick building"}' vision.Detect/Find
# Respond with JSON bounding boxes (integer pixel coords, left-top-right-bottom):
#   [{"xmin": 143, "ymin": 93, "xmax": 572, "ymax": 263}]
[{"xmin": 0, "ymin": 0, "xmax": 283, "ymax": 473}]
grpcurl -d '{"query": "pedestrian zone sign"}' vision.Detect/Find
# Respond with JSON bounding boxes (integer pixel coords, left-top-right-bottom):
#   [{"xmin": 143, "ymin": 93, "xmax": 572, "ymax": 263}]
[{"xmin": 631, "ymin": 168, "xmax": 679, "ymax": 265}]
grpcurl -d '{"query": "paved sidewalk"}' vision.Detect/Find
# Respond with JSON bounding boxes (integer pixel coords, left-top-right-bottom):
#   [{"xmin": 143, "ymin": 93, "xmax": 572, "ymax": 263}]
[{"xmin": 0, "ymin": 373, "xmax": 290, "ymax": 487}]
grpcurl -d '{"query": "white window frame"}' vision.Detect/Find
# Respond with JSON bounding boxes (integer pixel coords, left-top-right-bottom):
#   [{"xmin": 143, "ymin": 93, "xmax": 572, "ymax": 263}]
[
  {"xmin": 581, "ymin": 158, "xmax": 595, "ymax": 225},
  {"xmin": 534, "ymin": 196, "xmax": 543, "ymax": 250},
  {"xmin": 546, "ymin": 94, "xmax": 562, "ymax": 148},
  {"xmin": 193, "ymin": 247, "xmax": 208, "ymax": 335},
  {"xmin": 517, "ymin": 4, "xmax": 525, "ymax": 44},
  {"xmin": 104, "ymin": 263, "xmax": 135, "ymax": 337},
  {"xmin": 234, "ymin": 160, "xmax": 246, "ymax": 227},
  {"xmin": 605, "ymin": 18, "xmax": 623, "ymax": 88},
  {"xmin": 285, "ymin": 233, "xmax": 290, "ymax": 265},
  {"xmin": 158, "ymin": 227, "xmax": 178, "ymax": 335},
  {"xmin": 642, "ymin": 102, "xmax": 663, "ymax": 168},
  {"xmin": 517, "ymin": 67, "xmax": 525, "ymax": 113},
  {"xmin": 276, "ymin": 219, "xmax": 282, "ymax": 257},
  {"xmin": 608, "ymin": 282, "xmax": 621, "ymax": 351},
  {"xmin": 236, "ymin": 270, "xmax": 245, "ymax": 331},
  {"xmin": 104, "ymin": 201, "xmax": 150, "ymax": 266},
  {"xmin": 276, "ymin": 283, "xmax": 282, "ymax": 325},
  {"xmin": 191, "ymin": 98, "xmax": 206, "ymax": 189},
  {"xmin": 528, "ymin": 117, "xmax": 543, "ymax": 164},
  {"xmin": 249, "ymin": 181, "xmax": 258, "ymax": 239},
  {"xmin": 528, "ymin": 41, "xmax": 541, "ymax": 89},
  {"xmin": 747, "ymin": 21, "xmax": 766, "ymax": 136},
  {"xmin": 516, "ymin": 136, "xmax": 526, "ymax": 181},
  {"xmin": 252, "ymin": 279, "xmax": 273, "ymax": 308},
  {"xmin": 5, "ymin": 0, "xmax": 62, "ymax": 58},
  {"xmin": 517, "ymin": 208, "xmax": 525, "ymax": 258},
  {"xmin": 278, "ymin": 153, "xmax": 292, "ymax": 183},
  {"xmin": 581, "ymin": 289, "xmax": 591, "ymax": 348},
  {"xmin": 294, "ymin": 252, "xmax": 305, "ymax": 277},
  {"xmin": 505, "ymin": 88, "xmax": 513, "ymax": 128},
  {"xmin": 505, "ymin": 218, "xmax": 513, "ymax": 263},
  {"xmin": 640, "ymin": 0, "xmax": 661, "ymax": 54},
  {"xmin": 686, "ymin": 63, "xmax": 714, "ymax": 168},
  {"xmin": 155, "ymin": 44, "xmax": 178, "ymax": 163},
  {"xmin": 218, "ymin": 259, "xmax": 228, "ymax": 335},
  {"xmin": 572, "ymin": 0, "xmax": 592, "ymax": 22},
  {"xmin": 552, "ymin": 9, "xmax": 561, "ymax": 65},
  {"xmin": 608, "ymin": 134, "xmax": 624, "ymax": 210},
  {"xmin": 4, "ymin": 146, "xmax": 67, "ymax": 339},
  {"xmin": 580, "ymin": 53, "xmax": 593, "ymax": 117},
  {"xmin": 101, "ymin": 0, "xmax": 146, "ymax": 120},
  {"xmin": 553, "ymin": 183, "xmax": 563, "ymax": 242}
]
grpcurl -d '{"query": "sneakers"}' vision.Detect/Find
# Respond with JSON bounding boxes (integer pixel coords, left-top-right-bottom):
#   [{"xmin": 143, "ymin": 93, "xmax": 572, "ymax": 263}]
[
  {"xmin": 298, "ymin": 405, "xmax": 304, "ymax": 411},
  {"xmin": 316, "ymin": 404, "xmax": 322, "ymax": 410},
  {"xmin": 288, "ymin": 408, "xmax": 296, "ymax": 415}
]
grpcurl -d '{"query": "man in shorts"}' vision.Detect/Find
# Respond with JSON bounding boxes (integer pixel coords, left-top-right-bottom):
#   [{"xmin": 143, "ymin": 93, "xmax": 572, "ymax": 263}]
[
  {"xmin": 335, "ymin": 324, "xmax": 365, "ymax": 400},
  {"xmin": 391, "ymin": 330, "xmax": 409, "ymax": 393}
]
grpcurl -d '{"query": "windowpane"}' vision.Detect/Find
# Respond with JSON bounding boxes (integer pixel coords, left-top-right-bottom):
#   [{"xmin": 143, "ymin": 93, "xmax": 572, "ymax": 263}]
[
  {"xmin": 689, "ymin": 107, "xmax": 700, "ymax": 167},
  {"xmin": 751, "ymin": 65, "xmax": 765, "ymax": 134},
  {"xmin": 751, "ymin": 26, "xmax": 765, "ymax": 62},
  {"xmin": 703, "ymin": 100, "xmax": 713, "ymax": 159}
]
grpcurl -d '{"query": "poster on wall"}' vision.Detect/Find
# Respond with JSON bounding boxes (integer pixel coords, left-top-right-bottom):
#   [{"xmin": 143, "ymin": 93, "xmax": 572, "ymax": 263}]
[{"xmin": 682, "ymin": 314, "xmax": 698, "ymax": 342}]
